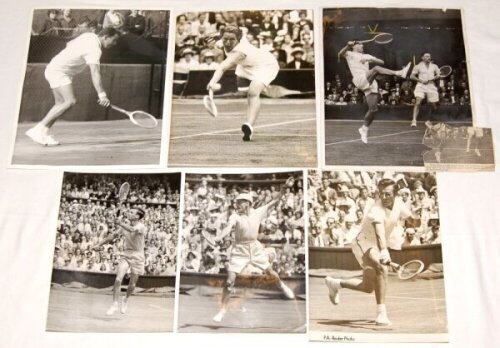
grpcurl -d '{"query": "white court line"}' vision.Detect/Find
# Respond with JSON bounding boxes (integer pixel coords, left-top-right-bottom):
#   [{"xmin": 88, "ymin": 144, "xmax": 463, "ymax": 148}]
[
  {"xmin": 173, "ymin": 112, "xmax": 314, "ymax": 117},
  {"xmin": 192, "ymin": 133, "xmax": 316, "ymax": 137},
  {"xmin": 170, "ymin": 118, "xmax": 316, "ymax": 141},
  {"xmin": 325, "ymin": 130, "xmax": 420, "ymax": 146},
  {"xmin": 387, "ymin": 295, "xmax": 446, "ymax": 302},
  {"xmin": 325, "ymin": 119, "xmax": 471, "ymax": 124},
  {"xmin": 149, "ymin": 304, "xmax": 172, "ymax": 313}
]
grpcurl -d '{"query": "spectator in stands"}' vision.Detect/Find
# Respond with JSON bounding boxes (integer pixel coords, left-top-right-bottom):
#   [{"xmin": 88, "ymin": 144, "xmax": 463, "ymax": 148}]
[
  {"xmin": 59, "ymin": 9, "xmax": 77, "ymax": 37},
  {"xmin": 40, "ymin": 9, "xmax": 62, "ymax": 37},
  {"xmin": 286, "ymin": 47, "xmax": 313, "ymax": 69},
  {"xmin": 125, "ymin": 10, "xmax": 146, "ymax": 36},
  {"xmin": 103, "ymin": 9, "xmax": 125, "ymax": 30},
  {"xmin": 175, "ymin": 48, "xmax": 199, "ymax": 73}
]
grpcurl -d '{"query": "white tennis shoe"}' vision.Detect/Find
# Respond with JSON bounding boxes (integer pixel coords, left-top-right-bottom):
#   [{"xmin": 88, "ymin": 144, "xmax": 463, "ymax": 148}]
[{"xmin": 325, "ymin": 277, "xmax": 341, "ymax": 305}]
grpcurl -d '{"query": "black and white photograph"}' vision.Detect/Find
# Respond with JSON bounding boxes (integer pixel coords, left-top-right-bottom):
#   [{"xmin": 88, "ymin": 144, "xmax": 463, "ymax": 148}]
[
  {"xmin": 10, "ymin": 8, "xmax": 169, "ymax": 166},
  {"xmin": 168, "ymin": 10, "xmax": 317, "ymax": 167},
  {"xmin": 323, "ymin": 8, "xmax": 474, "ymax": 167},
  {"xmin": 422, "ymin": 123, "xmax": 495, "ymax": 171},
  {"xmin": 307, "ymin": 170, "xmax": 447, "ymax": 342},
  {"xmin": 177, "ymin": 172, "xmax": 306, "ymax": 332},
  {"xmin": 46, "ymin": 172, "xmax": 180, "ymax": 332}
]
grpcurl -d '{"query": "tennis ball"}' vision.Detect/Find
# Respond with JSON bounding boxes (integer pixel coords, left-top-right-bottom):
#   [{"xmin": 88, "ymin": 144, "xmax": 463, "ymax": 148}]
[{"xmin": 212, "ymin": 83, "xmax": 221, "ymax": 92}]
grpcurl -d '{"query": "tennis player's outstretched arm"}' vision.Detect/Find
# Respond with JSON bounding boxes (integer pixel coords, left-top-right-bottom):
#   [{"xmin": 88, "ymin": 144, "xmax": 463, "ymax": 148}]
[
  {"xmin": 89, "ymin": 64, "xmax": 111, "ymax": 107},
  {"xmin": 207, "ymin": 52, "xmax": 245, "ymax": 90}
]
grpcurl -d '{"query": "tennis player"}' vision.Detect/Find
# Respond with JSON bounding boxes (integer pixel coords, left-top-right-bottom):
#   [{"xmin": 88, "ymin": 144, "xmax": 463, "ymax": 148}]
[
  {"xmin": 211, "ymin": 178, "xmax": 296, "ymax": 323},
  {"xmin": 424, "ymin": 121, "xmax": 449, "ymax": 163},
  {"xmin": 338, "ymin": 40, "xmax": 411, "ymax": 143},
  {"xmin": 25, "ymin": 28, "xmax": 120, "ymax": 146},
  {"xmin": 325, "ymin": 179, "xmax": 412, "ymax": 326},
  {"xmin": 466, "ymin": 127, "xmax": 484, "ymax": 157},
  {"xmin": 93, "ymin": 207, "xmax": 147, "ymax": 315},
  {"xmin": 410, "ymin": 52, "xmax": 441, "ymax": 127},
  {"xmin": 206, "ymin": 25, "xmax": 280, "ymax": 141}
]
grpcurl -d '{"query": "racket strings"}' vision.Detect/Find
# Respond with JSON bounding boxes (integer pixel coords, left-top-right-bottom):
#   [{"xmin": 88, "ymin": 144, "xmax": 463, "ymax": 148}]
[
  {"xmin": 374, "ymin": 33, "xmax": 393, "ymax": 44},
  {"xmin": 399, "ymin": 260, "xmax": 424, "ymax": 280},
  {"xmin": 118, "ymin": 182, "xmax": 130, "ymax": 201},
  {"xmin": 131, "ymin": 111, "xmax": 158, "ymax": 128}
]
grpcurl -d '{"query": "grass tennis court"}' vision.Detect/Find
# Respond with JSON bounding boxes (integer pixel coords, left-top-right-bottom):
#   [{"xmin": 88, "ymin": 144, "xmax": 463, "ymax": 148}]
[
  {"xmin": 309, "ymin": 274, "xmax": 447, "ymax": 334},
  {"xmin": 12, "ymin": 120, "xmax": 162, "ymax": 166},
  {"xmin": 168, "ymin": 98, "xmax": 317, "ymax": 167},
  {"xmin": 177, "ymin": 285, "xmax": 306, "ymax": 333},
  {"xmin": 325, "ymin": 120, "xmax": 471, "ymax": 167},
  {"xmin": 46, "ymin": 287, "xmax": 174, "ymax": 332}
]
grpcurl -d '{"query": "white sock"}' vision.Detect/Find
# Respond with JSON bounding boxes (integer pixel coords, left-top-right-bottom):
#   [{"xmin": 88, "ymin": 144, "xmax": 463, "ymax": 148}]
[
  {"xmin": 377, "ymin": 304, "xmax": 386, "ymax": 314},
  {"xmin": 34, "ymin": 123, "xmax": 49, "ymax": 135},
  {"xmin": 362, "ymin": 125, "xmax": 369, "ymax": 131}
]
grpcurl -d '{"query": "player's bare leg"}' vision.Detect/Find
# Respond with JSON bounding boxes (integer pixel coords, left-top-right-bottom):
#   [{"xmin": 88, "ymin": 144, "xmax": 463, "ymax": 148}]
[
  {"xmin": 265, "ymin": 267, "xmax": 295, "ymax": 299},
  {"xmin": 26, "ymin": 84, "xmax": 76, "ymax": 146},
  {"xmin": 213, "ymin": 271, "xmax": 237, "ymax": 322},
  {"xmin": 242, "ymin": 80, "xmax": 266, "ymax": 141},
  {"xmin": 359, "ymin": 93, "xmax": 378, "ymax": 144},
  {"xmin": 107, "ymin": 261, "xmax": 128, "ymax": 315},
  {"xmin": 121, "ymin": 273, "xmax": 139, "ymax": 314},
  {"xmin": 366, "ymin": 63, "xmax": 411, "ymax": 83},
  {"xmin": 411, "ymin": 97, "xmax": 424, "ymax": 127},
  {"xmin": 325, "ymin": 267, "xmax": 376, "ymax": 305}
]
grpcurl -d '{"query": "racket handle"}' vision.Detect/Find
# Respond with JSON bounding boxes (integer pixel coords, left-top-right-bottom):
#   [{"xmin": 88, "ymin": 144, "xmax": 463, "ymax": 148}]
[{"xmin": 110, "ymin": 104, "xmax": 127, "ymax": 114}]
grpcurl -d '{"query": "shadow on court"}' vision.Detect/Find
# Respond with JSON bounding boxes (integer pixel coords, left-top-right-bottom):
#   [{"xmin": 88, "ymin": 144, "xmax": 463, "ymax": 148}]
[
  {"xmin": 309, "ymin": 275, "xmax": 447, "ymax": 334},
  {"xmin": 177, "ymin": 285, "xmax": 306, "ymax": 333},
  {"xmin": 46, "ymin": 287, "xmax": 174, "ymax": 332},
  {"xmin": 12, "ymin": 120, "xmax": 162, "ymax": 166},
  {"xmin": 168, "ymin": 99, "xmax": 317, "ymax": 167}
]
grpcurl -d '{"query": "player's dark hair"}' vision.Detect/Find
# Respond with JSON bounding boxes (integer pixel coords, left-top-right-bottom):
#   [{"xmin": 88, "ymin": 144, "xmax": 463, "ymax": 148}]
[
  {"xmin": 420, "ymin": 51, "xmax": 431, "ymax": 58},
  {"xmin": 378, "ymin": 178, "xmax": 397, "ymax": 193},
  {"xmin": 98, "ymin": 27, "xmax": 120, "ymax": 38},
  {"xmin": 135, "ymin": 207, "xmax": 146, "ymax": 219},
  {"xmin": 221, "ymin": 25, "xmax": 243, "ymax": 41},
  {"xmin": 48, "ymin": 9, "xmax": 59, "ymax": 16}
]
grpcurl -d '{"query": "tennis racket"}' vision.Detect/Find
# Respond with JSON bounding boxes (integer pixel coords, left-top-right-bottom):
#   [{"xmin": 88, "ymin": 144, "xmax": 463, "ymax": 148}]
[
  {"xmin": 438, "ymin": 65, "xmax": 453, "ymax": 78},
  {"xmin": 110, "ymin": 105, "xmax": 158, "ymax": 129},
  {"xmin": 118, "ymin": 182, "xmax": 130, "ymax": 202},
  {"xmin": 387, "ymin": 260, "xmax": 425, "ymax": 280},
  {"xmin": 116, "ymin": 182, "xmax": 130, "ymax": 218},
  {"xmin": 203, "ymin": 89, "xmax": 218, "ymax": 117},
  {"xmin": 359, "ymin": 33, "xmax": 393, "ymax": 44}
]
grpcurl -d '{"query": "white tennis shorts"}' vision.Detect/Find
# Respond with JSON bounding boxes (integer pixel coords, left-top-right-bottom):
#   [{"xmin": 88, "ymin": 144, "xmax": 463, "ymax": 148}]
[
  {"xmin": 120, "ymin": 251, "xmax": 145, "ymax": 275},
  {"xmin": 228, "ymin": 240, "xmax": 270, "ymax": 274},
  {"xmin": 352, "ymin": 74, "xmax": 378, "ymax": 96},
  {"xmin": 414, "ymin": 82, "xmax": 439, "ymax": 103},
  {"xmin": 235, "ymin": 63, "xmax": 279, "ymax": 87},
  {"xmin": 45, "ymin": 67, "xmax": 73, "ymax": 89}
]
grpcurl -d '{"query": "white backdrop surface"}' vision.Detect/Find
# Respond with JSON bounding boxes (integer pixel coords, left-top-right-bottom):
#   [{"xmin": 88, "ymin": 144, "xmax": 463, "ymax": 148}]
[{"xmin": 0, "ymin": 0, "xmax": 499, "ymax": 347}]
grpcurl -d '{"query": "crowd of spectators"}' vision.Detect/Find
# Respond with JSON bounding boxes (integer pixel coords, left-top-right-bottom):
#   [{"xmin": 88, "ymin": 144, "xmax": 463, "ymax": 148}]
[
  {"xmin": 53, "ymin": 174, "xmax": 180, "ymax": 276},
  {"xmin": 325, "ymin": 66, "xmax": 471, "ymax": 107},
  {"xmin": 181, "ymin": 173, "xmax": 306, "ymax": 277},
  {"xmin": 308, "ymin": 171, "xmax": 441, "ymax": 249},
  {"xmin": 174, "ymin": 10, "xmax": 315, "ymax": 74},
  {"xmin": 34, "ymin": 9, "xmax": 163, "ymax": 38}
]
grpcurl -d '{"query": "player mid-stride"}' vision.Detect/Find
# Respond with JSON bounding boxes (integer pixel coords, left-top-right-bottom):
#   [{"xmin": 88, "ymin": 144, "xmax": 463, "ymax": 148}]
[
  {"xmin": 324, "ymin": 179, "xmax": 411, "ymax": 326},
  {"xmin": 25, "ymin": 28, "xmax": 120, "ymax": 146},
  {"xmin": 93, "ymin": 207, "xmax": 147, "ymax": 315},
  {"xmin": 206, "ymin": 25, "xmax": 280, "ymax": 142},
  {"xmin": 410, "ymin": 52, "xmax": 441, "ymax": 127},
  {"xmin": 338, "ymin": 40, "xmax": 411, "ymax": 143},
  {"xmin": 211, "ymin": 177, "xmax": 296, "ymax": 323}
]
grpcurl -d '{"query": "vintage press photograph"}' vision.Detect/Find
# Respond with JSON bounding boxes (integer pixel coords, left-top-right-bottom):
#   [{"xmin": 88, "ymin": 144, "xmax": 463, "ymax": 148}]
[
  {"xmin": 11, "ymin": 8, "xmax": 169, "ymax": 166},
  {"xmin": 46, "ymin": 172, "xmax": 180, "ymax": 332},
  {"xmin": 177, "ymin": 172, "xmax": 306, "ymax": 332},
  {"xmin": 308, "ymin": 170, "xmax": 447, "ymax": 342},
  {"xmin": 422, "ymin": 123, "xmax": 495, "ymax": 171},
  {"xmin": 323, "ymin": 8, "xmax": 474, "ymax": 167},
  {"xmin": 168, "ymin": 10, "xmax": 317, "ymax": 167}
]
